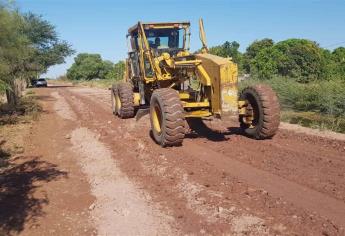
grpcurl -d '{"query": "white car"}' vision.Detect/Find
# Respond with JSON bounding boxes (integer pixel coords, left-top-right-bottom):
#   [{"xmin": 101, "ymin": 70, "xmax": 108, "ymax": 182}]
[{"xmin": 36, "ymin": 78, "xmax": 48, "ymax": 87}]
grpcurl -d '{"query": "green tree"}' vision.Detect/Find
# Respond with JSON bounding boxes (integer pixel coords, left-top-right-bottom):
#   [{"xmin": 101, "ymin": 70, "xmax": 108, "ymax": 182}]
[
  {"xmin": 274, "ymin": 39, "xmax": 323, "ymax": 82},
  {"xmin": 104, "ymin": 60, "xmax": 125, "ymax": 81},
  {"xmin": 23, "ymin": 13, "xmax": 74, "ymax": 75},
  {"xmin": 246, "ymin": 38, "xmax": 324, "ymax": 82},
  {"xmin": 330, "ymin": 47, "xmax": 345, "ymax": 79},
  {"xmin": 0, "ymin": 3, "xmax": 73, "ymax": 106},
  {"xmin": 246, "ymin": 38, "xmax": 274, "ymax": 58},
  {"xmin": 101, "ymin": 60, "xmax": 115, "ymax": 80},
  {"xmin": 0, "ymin": 5, "xmax": 33, "ymax": 106},
  {"xmin": 209, "ymin": 41, "xmax": 242, "ymax": 65},
  {"xmin": 113, "ymin": 60, "xmax": 125, "ymax": 80},
  {"xmin": 243, "ymin": 38, "xmax": 274, "ymax": 73},
  {"xmin": 250, "ymin": 47, "xmax": 285, "ymax": 79},
  {"xmin": 67, "ymin": 53, "xmax": 115, "ymax": 80}
]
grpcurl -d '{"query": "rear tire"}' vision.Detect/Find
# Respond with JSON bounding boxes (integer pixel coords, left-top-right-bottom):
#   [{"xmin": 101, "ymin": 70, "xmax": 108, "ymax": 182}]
[
  {"xmin": 114, "ymin": 82, "xmax": 135, "ymax": 119},
  {"xmin": 150, "ymin": 88, "xmax": 185, "ymax": 147},
  {"xmin": 239, "ymin": 84, "xmax": 280, "ymax": 139},
  {"xmin": 111, "ymin": 84, "xmax": 117, "ymax": 115}
]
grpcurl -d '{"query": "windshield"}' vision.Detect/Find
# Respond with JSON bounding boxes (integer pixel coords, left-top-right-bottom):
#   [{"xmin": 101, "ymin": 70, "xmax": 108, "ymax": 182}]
[
  {"xmin": 38, "ymin": 78, "xmax": 46, "ymax": 81},
  {"xmin": 145, "ymin": 28, "xmax": 185, "ymax": 49}
]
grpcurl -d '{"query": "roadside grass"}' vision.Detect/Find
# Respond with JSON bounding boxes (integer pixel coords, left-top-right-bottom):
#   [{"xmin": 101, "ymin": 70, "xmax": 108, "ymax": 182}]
[
  {"xmin": 52, "ymin": 77, "xmax": 118, "ymax": 89},
  {"xmin": 0, "ymin": 90, "xmax": 42, "ymax": 125},
  {"xmin": 240, "ymin": 77, "xmax": 345, "ymax": 133},
  {"xmin": 0, "ymin": 90, "xmax": 42, "ymax": 167},
  {"xmin": 281, "ymin": 110, "xmax": 345, "ymax": 133},
  {"xmin": 71, "ymin": 79, "xmax": 116, "ymax": 89}
]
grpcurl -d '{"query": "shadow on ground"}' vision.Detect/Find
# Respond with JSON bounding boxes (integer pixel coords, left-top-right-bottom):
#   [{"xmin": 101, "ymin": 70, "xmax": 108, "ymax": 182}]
[
  {"xmin": 29, "ymin": 85, "xmax": 73, "ymax": 89},
  {"xmin": 0, "ymin": 154, "xmax": 67, "ymax": 235},
  {"xmin": 46, "ymin": 85, "xmax": 73, "ymax": 89},
  {"xmin": 185, "ymin": 118, "xmax": 243, "ymax": 142},
  {"xmin": 0, "ymin": 140, "xmax": 11, "ymax": 168},
  {"xmin": 32, "ymin": 95, "xmax": 55, "ymax": 102}
]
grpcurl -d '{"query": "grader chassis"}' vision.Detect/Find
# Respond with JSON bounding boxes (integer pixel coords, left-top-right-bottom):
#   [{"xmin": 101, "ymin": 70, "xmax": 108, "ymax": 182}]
[{"xmin": 111, "ymin": 19, "xmax": 280, "ymax": 147}]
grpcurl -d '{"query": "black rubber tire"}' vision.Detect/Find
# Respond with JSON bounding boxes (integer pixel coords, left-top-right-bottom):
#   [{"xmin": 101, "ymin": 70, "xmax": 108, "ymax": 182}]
[
  {"xmin": 111, "ymin": 84, "xmax": 117, "ymax": 115},
  {"xmin": 150, "ymin": 88, "xmax": 185, "ymax": 147},
  {"xmin": 239, "ymin": 84, "xmax": 280, "ymax": 139},
  {"xmin": 116, "ymin": 82, "xmax": 135, "ymax": 119}
]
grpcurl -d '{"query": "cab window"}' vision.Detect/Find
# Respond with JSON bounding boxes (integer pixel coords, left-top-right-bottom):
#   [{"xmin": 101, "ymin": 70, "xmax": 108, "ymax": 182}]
[{"xmin": 145, "ymin": 28, "xmax": 184, "ymax": 49}]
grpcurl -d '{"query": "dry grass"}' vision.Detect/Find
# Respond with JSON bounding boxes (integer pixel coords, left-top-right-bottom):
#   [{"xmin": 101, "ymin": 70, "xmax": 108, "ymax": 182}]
[
  {"xmin": 281, "ymin": 110, "xmax": 345, "ymax": 133},
  {"xmin": 71, "ymin": 79, "xmax": 115, "ymax": 89},
  {"xmin": 0, "ymin": 91, "xmax": 42, "ymax": 125},
  {"xmin": 0, "ymin": 90, "xmax": 42, "ymax": 167},
  {"xmin": 51, "ymin": 77, "xmax": 116, "ymax": 90}
]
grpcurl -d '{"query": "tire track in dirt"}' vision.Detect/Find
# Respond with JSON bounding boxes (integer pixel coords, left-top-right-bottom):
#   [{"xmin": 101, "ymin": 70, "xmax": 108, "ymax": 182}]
[
  {"xmin": 61, "ymin": 86, "xmax": 344, "ymax": 235},
  {"xmin": 189, "ymin": 127, "xmax": 345, "ymax": 203},
  {"xmin": 61, "ymin": 88, "xmax": 274, "ymax": 235},
  {"xmin": 70, "ymin": 127, "xmax": 176, "ymax": 236},
  {"xmin": 183, "ymin": 139, "xmax": 345, "ymax": 229},
  {"xmin": 52, "ymin": 87, "xmax": 178, "ymax": 236}
]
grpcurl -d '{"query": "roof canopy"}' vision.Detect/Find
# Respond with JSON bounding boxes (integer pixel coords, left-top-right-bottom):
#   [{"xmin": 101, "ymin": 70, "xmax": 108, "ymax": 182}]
[{"xmin": 128, "ymin": 21, "xmax": 190, "ymax": 35}]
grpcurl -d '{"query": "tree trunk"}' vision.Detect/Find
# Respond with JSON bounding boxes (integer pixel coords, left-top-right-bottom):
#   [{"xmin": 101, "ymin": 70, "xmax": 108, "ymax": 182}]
[
  {"xmin": 5, "ymin": 78, "xmax": 24, "ymax": 109},
  {"xmin": 5, "ymin": 88, "xmax": 17, "ymax": 108}
]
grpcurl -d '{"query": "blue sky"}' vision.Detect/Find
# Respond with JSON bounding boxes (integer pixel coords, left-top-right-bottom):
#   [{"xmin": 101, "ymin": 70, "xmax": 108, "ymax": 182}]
[{"xmin": 16, "ymin": 0, "xmax": 345, "ymax": 78}]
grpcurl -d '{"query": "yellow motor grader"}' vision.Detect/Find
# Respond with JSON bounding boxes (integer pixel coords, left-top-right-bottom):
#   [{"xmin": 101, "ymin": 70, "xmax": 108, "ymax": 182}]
[{"xmin": 111, "ymin": 19, "xmax": 280, "ymax": 147}]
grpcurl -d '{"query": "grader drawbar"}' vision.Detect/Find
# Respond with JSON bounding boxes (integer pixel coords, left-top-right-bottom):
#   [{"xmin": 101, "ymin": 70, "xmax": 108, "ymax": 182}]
[{"xmin": 111, "ymin": 19, "xmax": 280, "ymax": 147}]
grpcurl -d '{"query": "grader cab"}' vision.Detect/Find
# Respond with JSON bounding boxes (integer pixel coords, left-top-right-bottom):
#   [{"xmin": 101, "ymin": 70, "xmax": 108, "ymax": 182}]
[{"xmin": 111, "ymin": 19, "xmax": 280, "ymax": 147}]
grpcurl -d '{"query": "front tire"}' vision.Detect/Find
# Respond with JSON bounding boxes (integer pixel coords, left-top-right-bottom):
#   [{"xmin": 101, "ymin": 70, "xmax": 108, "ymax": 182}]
[
  {"xmin": 150, "ymin": 88, "xmax": 185, "ymax": 147},
  {"xmin": 114, "ymin": 82, "xmax": 135, "ymax": 119},
  {"xmin": 239, "ymin": 84, "xmax": 280, "ymax": 139}
]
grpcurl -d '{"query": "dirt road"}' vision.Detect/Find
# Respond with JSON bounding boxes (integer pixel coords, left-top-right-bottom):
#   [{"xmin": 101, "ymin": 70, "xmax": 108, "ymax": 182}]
[{"xmin": 4, "ymin": 84, "xmax": 345, "ymax": 235}]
